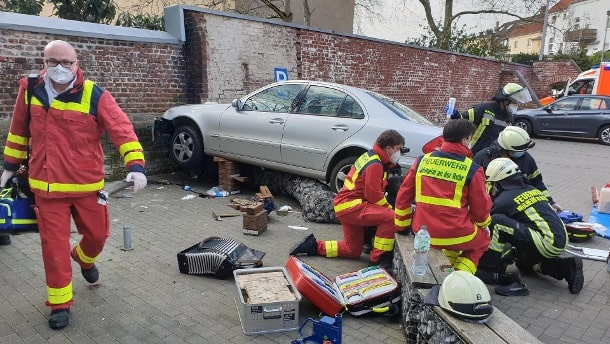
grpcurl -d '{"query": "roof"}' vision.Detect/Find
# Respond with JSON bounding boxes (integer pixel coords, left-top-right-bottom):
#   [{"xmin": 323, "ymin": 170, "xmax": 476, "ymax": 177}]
[{"xmin": 549, "ymin": 0, "xmax": 577, "ymax": 13}]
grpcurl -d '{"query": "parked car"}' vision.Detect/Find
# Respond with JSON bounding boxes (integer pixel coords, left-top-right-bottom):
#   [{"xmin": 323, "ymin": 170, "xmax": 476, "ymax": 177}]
[
  {"xmin": 514, "ymin": 95, "xmax": 610, "ymax": 145},
  {"xmin": 153, "ymin": 80, "xmax": 442, "ymax": 192}
]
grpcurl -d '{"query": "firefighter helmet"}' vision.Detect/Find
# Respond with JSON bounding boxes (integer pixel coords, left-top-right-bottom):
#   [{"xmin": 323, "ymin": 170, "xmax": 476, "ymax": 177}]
[
  {"xmin": 498, "ymin": 126, "xmax": 535, "ymax": 151},
  {"xmin": 492, "ymin": 83, "xmax": 532, "ymax": 104},
  {"xmin": 438, "ymin": 271, "xmax": 494, "ymax": 322},
  {"xmin": 485, "ymin": 158, "xmax": 521, "ymax": 182}
]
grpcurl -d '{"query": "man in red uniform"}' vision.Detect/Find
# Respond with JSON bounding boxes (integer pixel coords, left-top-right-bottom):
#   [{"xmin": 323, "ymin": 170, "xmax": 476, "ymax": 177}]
[
  {"xmin": 395, "ymin": 119, "xmax": 492, "ymax": 274},
  {"xmin": 290, "ymin": 130, "xmax": 406, "ymax": 269},
  {"xmin": 0, "ymin": 40, "xmax": 147, "ymax": 329}
]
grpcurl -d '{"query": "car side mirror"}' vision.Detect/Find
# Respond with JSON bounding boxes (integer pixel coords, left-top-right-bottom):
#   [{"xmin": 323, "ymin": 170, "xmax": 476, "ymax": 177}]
[
  {"xmin": 232, "ymin": 99, "xmax": 244, "ymax": 110},
  {"xmin": 544, "ymin": 107, "xmax": 552, "ymax": 113}
]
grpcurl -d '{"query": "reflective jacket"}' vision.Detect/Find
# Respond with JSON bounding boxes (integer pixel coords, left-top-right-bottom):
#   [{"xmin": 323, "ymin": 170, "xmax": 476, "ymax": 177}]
[
  {"xmin": 3, "ymin": 69, "xmax": 145, "ymax": 198},
  {"xmin": 395, "ymin": 142, "xmax": 492, "ymax": 246},
  {"xmin": 459, "ymin": 101, "xmax": 512, "ymax": 154},
  {"xmin": 333, "ymin": 144, "xmax": 394, "ymax": 214}
]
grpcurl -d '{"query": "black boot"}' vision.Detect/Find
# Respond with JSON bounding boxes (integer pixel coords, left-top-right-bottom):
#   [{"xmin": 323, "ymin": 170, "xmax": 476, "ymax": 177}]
[
  {"xmin": 369, "ymin": 252, "xmax": 394, "ymax": 272},
  {"xmin": 362, "ymin": 227, "xmax": 375, "ymax": 254},
  {"xmin": 0, "ymin": 234, "xmax": 11, "ymax": 246},
  {"xmin": 71, "ymin": 250, "xmax": 99, "ymax": 283},
  {"xmin": 475, "ymin": 269, "xmax": 521, "ymax": 285},
  {"xmin": 289, "ymin": 234, "xmax": 318, "ymax": 256},
  {"xmin": 49, "ymin": 308, "xmax": 70, "ymax": 329},
  {"xmin": 563, "ymin": 257, "xmax": 584, "ymax": 294}
]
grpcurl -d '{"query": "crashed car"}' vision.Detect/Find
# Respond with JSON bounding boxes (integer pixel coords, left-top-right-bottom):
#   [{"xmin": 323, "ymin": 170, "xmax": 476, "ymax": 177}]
[{"xmin": 153, "ymin": 80, "xmax": 442, "ymax": 192}]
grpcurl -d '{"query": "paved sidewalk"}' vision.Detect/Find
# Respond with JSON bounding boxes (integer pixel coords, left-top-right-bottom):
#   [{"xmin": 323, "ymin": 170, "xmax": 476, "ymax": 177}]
[{"xmin": 0, "ymin": 137, "xmax": 609, "ymax": 343}]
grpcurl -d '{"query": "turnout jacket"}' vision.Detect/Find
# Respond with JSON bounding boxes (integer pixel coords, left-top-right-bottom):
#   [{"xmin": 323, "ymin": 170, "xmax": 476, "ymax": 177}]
[
  {"xmin": 395, "ymin": 142, "xmax": 492, "ymax": 245},
  {"xmin": 333, "ymin": 144, "xmax": 395, "ymax": 214},
  {"xmin": 458, "ymin": 101, "xmax": 512, "ymax": 154},
  {"xmin": 473, "ymin": 140, "xmax": 555, "ymax": 204},
  {"xmin": 3, "ymin": 68, "xmax": 145, "ymax": 198},
  {"xmin": 491, "ymin": 181, "xmax": 567, "ymax": 256}
]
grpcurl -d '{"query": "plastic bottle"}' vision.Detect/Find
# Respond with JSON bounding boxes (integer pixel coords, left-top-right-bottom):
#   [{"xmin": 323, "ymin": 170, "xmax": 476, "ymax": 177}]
[
  {"xmin": 445, "ymin": 97, "xmax": 457, "ymax": 120},
  {"xmin": 412, "ymin": 225, "xmax": 431, "ymax": 276},
  {"xmin": 598, "ymin": 184, "xmax": 610, "ymax": 214}
]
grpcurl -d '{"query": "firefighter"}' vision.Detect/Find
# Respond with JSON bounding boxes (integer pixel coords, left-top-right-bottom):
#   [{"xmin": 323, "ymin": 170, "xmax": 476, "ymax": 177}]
[
  {"xmin": 447, "ymin": 83, "xmax": 533, "ymax": 154},
  {"xmin": 478, "ymin": 158, "xmax": 584, "ymax": 294},
  {"xmin": 473, "ymin": 126, "xmax": 563, "ymax": 212},
  {"xmin": 290, "ymin": 130, "xmax": 406, "ymax": 270},
  {"xmin": 395, "ymin": 119, "xmax": 492, "ymax": 274}
]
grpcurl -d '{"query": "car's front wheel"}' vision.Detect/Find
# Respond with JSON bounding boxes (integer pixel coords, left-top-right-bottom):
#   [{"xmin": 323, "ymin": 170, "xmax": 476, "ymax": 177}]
[
  {"xmin": 329, "ymin": 156, "xmax": 357, "ymax": 193},
  {"xmin": 170, "ymin": 126, "xmax": 204, "ymax": 168},
  {"xmin": 514, "ymin": 119, "xmax": 533, "ymax": 136},
  {"xmin": 597, "ymin": 125, "xmax": 610, "ymax": 145}
]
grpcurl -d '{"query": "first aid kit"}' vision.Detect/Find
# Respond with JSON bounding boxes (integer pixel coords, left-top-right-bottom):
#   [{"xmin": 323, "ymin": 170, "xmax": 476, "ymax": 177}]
[{"xmin": 0, "ymin": 186, "xmax": 37, "ymax": 234}]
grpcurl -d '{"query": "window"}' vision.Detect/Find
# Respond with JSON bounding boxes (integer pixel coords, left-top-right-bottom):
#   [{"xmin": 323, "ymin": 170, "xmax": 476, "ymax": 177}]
[
  {"xmin": 514, "ymin": 41, "xmax": 518, "ymax": 48},
  {"xmin": 294, "ymin": 85, "xmax": 351, "ymax": 117},
  {"xmin": 550, "ymin": 97, "xmax": 579, "ymax": 111},
  {"xmin": 242, "ymin": 84, "xmax": 305, "ymax": 112},
  {"xmin": 551, "ymin": 15, "xmax": 556, "ymax": 24},
  {"xmin": 527, "ymin": 39, "xmax": 532, "ymax": 47}
]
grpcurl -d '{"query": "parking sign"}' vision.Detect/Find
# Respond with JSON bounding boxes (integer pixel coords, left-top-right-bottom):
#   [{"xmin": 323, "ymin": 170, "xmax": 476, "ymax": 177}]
[{"xmin": 274, "ymin": 68, "xmax": 288, "ymax": 82}]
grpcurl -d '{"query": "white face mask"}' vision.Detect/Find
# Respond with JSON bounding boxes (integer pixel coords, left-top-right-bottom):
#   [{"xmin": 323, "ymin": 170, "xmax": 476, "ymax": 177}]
[
  {"xmin": 46, "ymin": 65, "xmax": 75, "ymax": 84},
  {"xmin": 390, "ymin": 150, "xmax": 401, "ymax": 164},
  {"xmin": 507, "ymin": 103, "xmax": 518, "ymax": 114}
]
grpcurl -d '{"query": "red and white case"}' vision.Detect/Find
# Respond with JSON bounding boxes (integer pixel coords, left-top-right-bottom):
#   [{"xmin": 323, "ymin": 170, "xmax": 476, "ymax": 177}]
[{"xmin": 285, "ymin": 256, "xmax": 401, "ymax": 317}]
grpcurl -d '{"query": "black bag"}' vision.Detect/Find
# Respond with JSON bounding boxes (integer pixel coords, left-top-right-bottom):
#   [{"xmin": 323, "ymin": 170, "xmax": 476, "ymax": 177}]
[{"xmin": 177, "ymin": 237, "xmax": 265, "ymax": 279}]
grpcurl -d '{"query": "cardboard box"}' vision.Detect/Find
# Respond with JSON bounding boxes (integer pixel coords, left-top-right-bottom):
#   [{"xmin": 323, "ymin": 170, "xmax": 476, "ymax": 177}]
[{"xmin": 234, "ymin": 267, "xmax": 301, "ymax": 335}]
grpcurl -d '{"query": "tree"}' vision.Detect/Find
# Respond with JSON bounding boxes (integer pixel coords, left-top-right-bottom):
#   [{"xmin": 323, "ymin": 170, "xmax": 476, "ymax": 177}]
[
  {"xmin": 48, "ymin": 0, "xmax": 116, "ymax": 24},
  {"xmin": 0, "ymin": 0, "xmax": 44, "ymax": 15},
  {"xmin": 115, "ymin": 12, "xmax": 164, "ymax": 31}
]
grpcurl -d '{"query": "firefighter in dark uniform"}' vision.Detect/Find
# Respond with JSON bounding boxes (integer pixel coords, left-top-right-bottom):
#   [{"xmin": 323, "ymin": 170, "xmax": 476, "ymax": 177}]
[
  {"xmin": 473, "ymin": 126, "xmax": 563, "ymax": 212},
  {"xmin": 449, "ymin": 83, "xmax": 532, "ymax": 155},
  {"xmin": 477, "ymin": 158, "xmax": 584, "ymax": 294}
]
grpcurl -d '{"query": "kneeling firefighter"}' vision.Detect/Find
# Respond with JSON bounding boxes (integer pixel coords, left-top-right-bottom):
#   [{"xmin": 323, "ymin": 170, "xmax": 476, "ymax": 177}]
[{"xmin": 476, "ymin": 158, "xmax": 584, "ymax": 294}]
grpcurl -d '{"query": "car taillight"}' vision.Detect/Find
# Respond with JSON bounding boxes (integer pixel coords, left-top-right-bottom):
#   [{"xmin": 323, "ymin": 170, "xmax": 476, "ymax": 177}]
[{"xmin": 422, "ymin": 135, "xmax": 444, "ymax": 153}]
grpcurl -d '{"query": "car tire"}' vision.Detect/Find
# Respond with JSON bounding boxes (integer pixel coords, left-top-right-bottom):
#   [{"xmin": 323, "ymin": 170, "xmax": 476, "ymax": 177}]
[
  {"xmin": 170, "ymin": 126, "xmax": 204, "ymax": 169},
  {"xmin": 514, "ymin": 119, "xmax": 533, "ymax": 136},
  {"xmin": 329, "ymin": 156, "xmax": 357, "ymax": 193},
  {"xmin": 598, "ymin": 125, "xmax": 610, "ymax": 145}
]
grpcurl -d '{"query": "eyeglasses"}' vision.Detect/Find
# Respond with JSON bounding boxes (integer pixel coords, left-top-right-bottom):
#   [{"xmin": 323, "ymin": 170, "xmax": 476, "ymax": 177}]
[{"xmin": 45, "ymin": 58, "xmax": 76, "ymax": 68}]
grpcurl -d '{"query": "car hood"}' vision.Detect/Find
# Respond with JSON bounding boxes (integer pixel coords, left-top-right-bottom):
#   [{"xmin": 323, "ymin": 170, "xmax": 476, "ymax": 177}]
[
  {"xmin": 515, "ymin": 108, "xmax": 542, "ymax": 116},
  {"xmin": 162, "ymin": 102, "xmax": 232, "ymax": 120}
]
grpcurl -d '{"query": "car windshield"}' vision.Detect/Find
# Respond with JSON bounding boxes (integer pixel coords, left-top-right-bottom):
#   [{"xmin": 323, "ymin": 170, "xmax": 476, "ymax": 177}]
[{"xmin": 367, "ymin": 91, "xmax": 434, "ymax": 125}]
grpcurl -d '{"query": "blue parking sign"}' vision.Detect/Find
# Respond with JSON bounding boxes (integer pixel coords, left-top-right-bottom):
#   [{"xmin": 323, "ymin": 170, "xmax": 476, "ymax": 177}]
[{"xmin": 274, "ymin": 68, "xmax": 288, "ymax": 82}]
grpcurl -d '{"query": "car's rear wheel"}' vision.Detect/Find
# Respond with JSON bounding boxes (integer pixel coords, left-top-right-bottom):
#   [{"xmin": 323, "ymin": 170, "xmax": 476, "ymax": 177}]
[
  {"xmin": 597, "ymin": 125, "xmax": 610, "ymax": 145},
  {"xmin": 170, "ymin": 126, "xmax": 204, "ymax": 168},
  {"xmin": 329, "ymin": 156, "xmax": 357, "ymax": 193},
  {"xmin": 514, "ymin": 119, "xmax": 533, "ymax": 136}
]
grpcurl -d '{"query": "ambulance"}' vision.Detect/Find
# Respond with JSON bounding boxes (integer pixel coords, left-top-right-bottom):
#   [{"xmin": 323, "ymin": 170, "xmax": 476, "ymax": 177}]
[{"xmin": 540, "ymin": 62, "xmax": 610, "ymax": 105}]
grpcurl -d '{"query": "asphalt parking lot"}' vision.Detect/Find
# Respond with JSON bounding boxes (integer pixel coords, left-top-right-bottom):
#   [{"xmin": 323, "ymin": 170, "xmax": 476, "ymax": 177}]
[{"xmin": 1, "ymin": 136, "xmax": 609, "ymax": 344}]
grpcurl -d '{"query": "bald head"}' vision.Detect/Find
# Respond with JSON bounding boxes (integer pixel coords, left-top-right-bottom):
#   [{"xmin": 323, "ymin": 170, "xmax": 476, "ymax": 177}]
[
  {"xmin": 43, "ymin": 40, "xmax": 78, "ymax": 87},
  {"xmin": 44, "ymin": 40, "xmax": 77, "ymax": 61}
]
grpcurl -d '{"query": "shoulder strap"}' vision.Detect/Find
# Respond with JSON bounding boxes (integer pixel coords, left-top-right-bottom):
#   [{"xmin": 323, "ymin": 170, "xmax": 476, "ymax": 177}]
[{"xmin": 25, "ymin": 73, "xmax": 39, "ymax": 122}]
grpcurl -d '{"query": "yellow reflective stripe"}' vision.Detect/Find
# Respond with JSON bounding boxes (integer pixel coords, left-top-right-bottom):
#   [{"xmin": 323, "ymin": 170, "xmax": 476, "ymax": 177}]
[
  {"xmin": 12, "ymin": 219, "xmax": 37, "ymax": 225},
  {"xmin": 489, "ymin": 223, "xmax": 513, "ymax": 252},
  {"xmin": 344, "ymin": 152, "xmax": 380, "ymax": 190},
  {"xmin": 28, "ymin": 91, "xmax": 43, "ymax": 106},
  {"xmin": 529, "ymin": 169, "xmax": 541, "ymax": 179},
  {"xmin": 29, "ymin": 178, "xmax": 104, "ymax": 193},
  {"xmin": 373, "ymin": 236, "xmax": 395, "ymax": 252},
  {"xmin": 124, "ymin": 151, "xmax": 145, "ymax": 164},
  {"xmin": 525, "ymin": 208, "xmax": 565, "ymax": 257},
  {"xmin": 7, "ymin": 132, "xmax": 29, "ymax": 146},
  {"xmin": 325, "ymin": 241, "xmax": 338, "ymax": 257},
  {"xmin": 442, "ymin": 249, "xmax": 459, "ymax": 265},
  {"xmin": 333, "ymin": 199, "xmax": 362, "ymax": 212},
  {"xmin": 47, "ymin": 282, "xmax": 73, "ymax": 305},
  {"xmin": 454, "ymin": 257, "xmax": 476, "ymax": 274},
  {"xmin": 395, "ymin": 218, "xmax": 411, "ymax": 227},
  {"xmin": 49, "ymin": 80, "xmax": 94, "ymax": 113},
  {"xmin": 395, "ymin": 206, "xmax": 412, "ymax": 217},
  {"xmin": 119, "ymin": 142, "xmax": 143, "ymax": 157},
  {"xmin": 3, "ymin": 146, "xmax": 28, "ymax": 160},
  {"xmin": 75, "ymin": 245, "xmax": 98, "ymax": 264},
  {"xmin": 474, "ymin": 215, "xmax": 491, "ymax": 228},
  {"xmin": 415, "ymin": 154, "xmax": 471, "ymax": 208},
  {"xmin": 470, "ymin": 123, "xmax": 486, "ymax": 147},
  {"xmin": 467, "ymin": 108, "xmax": 475, "ymax": 122},
  {"xmin": 374, "ymin": 197, "xmax": 389, "ymax": 207},
  {"xmin": 430, "ymin": 226, "xmax": 477, "ymax": 246}
]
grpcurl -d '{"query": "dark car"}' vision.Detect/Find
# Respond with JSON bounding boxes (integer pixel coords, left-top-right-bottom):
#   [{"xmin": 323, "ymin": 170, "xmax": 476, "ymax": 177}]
[{"xmin": 514, "ymin": 95, "xmax": 610, "ymax": 145}]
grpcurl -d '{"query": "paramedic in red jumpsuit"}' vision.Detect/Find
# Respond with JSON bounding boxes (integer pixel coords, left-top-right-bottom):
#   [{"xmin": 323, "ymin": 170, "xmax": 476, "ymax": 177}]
[
  {"xmin": 290, "ymin": 129, "xmax": 406, "ymax": 269},
  {"xmin": 394, "ymin": 119, "xmax": 492, "ymax": 274},
  {"xmin": 0, "ymin": 40, "xmax": 147, "ymax": 330}
]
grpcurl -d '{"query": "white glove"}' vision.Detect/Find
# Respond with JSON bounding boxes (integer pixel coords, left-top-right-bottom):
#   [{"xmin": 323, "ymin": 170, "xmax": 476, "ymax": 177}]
[
  {"xmin": 125, "ymin": 172, "xmax": 147, "ymax": 193},
  {"xmin": 0, "ymin": 170, "xmax": 15, "ymax": 188},
  {"xmin": 551, "ymin": 203, "xmax": 564, "ymax": 213}
]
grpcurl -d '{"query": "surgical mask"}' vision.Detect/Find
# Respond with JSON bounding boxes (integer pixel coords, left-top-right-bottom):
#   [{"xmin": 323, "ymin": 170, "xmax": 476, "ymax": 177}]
[
  {"xmin": 509, "ymin": 151, "xmax": 525, "ymax": 158},
  {"xmin": 390, "ymin": 150, "xmax": 401, "ymax": 164},
  {"xmin": 46, "ymin": 65, "xmax": 75, "ymax": 84},
  {"xmin": 507, "ymin": 103, "xmax": 518, "ymax": 114}
]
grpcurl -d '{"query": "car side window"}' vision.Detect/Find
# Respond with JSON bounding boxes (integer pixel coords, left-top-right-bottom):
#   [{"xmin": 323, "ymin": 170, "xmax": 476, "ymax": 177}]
[
  {"xmin": 582, "ymin": 98, "xmax": 601, "ymax": 110},
  {"xmin": 294, "ymin": 85, "xmax": 352, "ymax": 117},
  {"xmin": 550, "ymin": 98, "xmax": 578, "ymax": 111},
  {"xmin": 337, "ymin": 95, "xmax": 365, "ymax": 119},
  {"xmin": 242, "ymin": 84, "xmax": 305, "ymax": 112}
]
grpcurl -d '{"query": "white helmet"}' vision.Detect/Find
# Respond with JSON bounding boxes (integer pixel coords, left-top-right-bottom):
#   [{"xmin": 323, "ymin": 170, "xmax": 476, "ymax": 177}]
[
  {"xmin": 485, "ymin": 158, "xmax": 521, "ymax": 182},
  {"xmin": 492, "ymin": 83, "xmax": 532, "ymax": 104},
  {"xmin": 498, "ymin": 126, "xmax": 534, "ymax": 151},
  {"xmin": 438, "ymin": 271, "xmax": 494, "ymax": 322}
]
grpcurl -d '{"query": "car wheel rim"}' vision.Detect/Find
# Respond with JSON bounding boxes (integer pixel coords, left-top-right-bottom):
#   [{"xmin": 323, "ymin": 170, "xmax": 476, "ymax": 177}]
[
  {"xmin": 603, "ymin": 128, "xmax": 610, "ymax": 144},
  {"xmin": 516, "ymin": 122, "xmax": 527, "ymax": 131},
  {"xmin": 335, "ymin": 165, "xmax": 352, "ymax": 190},
  {"xmin": 173, "ymin": 132, "xmax": 193, "ymax": 162}
]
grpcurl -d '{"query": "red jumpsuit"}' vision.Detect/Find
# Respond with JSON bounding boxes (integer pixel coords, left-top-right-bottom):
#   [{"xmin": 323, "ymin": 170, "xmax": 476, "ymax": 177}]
[
  {"xmin": 3, "ymin": 69, "xmax": 145, "ymax": 310},
  {"xmin": 319, "ymin": 144, "xmax": 397, "ymax": 264},
  {"xmin": 394, "ymin": 142, "xmax": 491, "ymax": 274}
]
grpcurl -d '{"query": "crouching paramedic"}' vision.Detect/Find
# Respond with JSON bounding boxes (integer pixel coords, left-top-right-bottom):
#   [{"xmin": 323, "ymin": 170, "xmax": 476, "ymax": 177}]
[
  {"xmin": 290, "ymin": 130, "xmax": 406, "ymax": 270},
  {"xmin": 394, "ymin": 119, "xmax": 492, "ymax": 274},
  {"xmin": 477, "ymin": 158, "xmax": 584, "ymax": 294}
]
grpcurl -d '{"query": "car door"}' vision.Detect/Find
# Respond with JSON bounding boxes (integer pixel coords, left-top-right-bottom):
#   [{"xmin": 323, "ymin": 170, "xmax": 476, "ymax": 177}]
[
  {"xmin": 218, "ymin": 84, "xmax": 305, "ymax": 163},
  {"xmin": 281, "ymin": 85, "xmax": 366, "ymax": 171},
  {"xmin": 540, "ymin": 97, "xmax": 580, "ymax": 135},
  {"xmin": 568, "ymin": 96, "xmax": 610, "ymax": 137}
]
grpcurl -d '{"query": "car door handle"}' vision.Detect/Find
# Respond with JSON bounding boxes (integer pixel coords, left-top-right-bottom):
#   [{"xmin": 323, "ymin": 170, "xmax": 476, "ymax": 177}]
[
  {"xmin": 331, "ymin": 125, "xmax": 349, "ymax": 131},
  {"xmin": 269, "ymin": 118, "xmax": 285, "ymax": 124}
]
